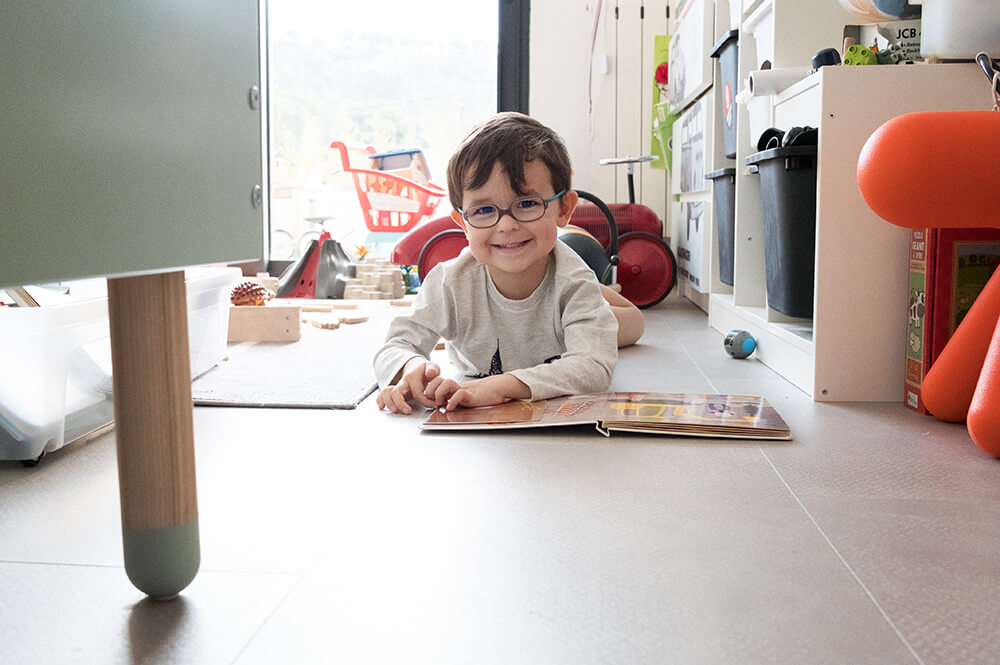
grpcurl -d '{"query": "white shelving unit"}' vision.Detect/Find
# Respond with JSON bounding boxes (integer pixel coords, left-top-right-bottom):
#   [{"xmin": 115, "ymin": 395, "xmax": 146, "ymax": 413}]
[
  {"xmin": 676, "ymin": 0, "xmax": 855, "ymax": 309},
  {"xmin": 719, "ymin": 0, "xmax": 856, "ymax": 316},
  {"xmin": 710, "ymin": 63, "xmax": 989, "ymax": 401},
  {"xmin": 738, "ymin": 0, "xmax": 853, "ymax": 72},
  {"xmin": 669, "ymin": 0, "xmax": 729, "ymax": 308}
]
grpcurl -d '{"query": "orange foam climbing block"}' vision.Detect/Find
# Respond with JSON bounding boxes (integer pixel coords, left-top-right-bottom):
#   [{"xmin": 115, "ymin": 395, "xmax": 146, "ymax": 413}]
[{"xmin": 858, "ymin": 111, "xmax": 1000, "ymax": 230}]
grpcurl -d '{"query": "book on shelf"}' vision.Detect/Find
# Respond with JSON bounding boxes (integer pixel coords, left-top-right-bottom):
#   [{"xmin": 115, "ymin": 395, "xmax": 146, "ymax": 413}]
[
  {"xmin": 904, "ymin": 227, "xmax": 1000, "ymax": 413},
  {"xmin": 421, "ymin": 392, "xmax": 792, "ymax": 441}
]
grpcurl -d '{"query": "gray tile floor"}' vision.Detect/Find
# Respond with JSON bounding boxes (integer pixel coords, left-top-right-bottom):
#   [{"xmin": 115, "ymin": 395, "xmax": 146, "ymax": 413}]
[{"xmin": 2, "ymin": 293, "xmax": 998, "ymax": 664}]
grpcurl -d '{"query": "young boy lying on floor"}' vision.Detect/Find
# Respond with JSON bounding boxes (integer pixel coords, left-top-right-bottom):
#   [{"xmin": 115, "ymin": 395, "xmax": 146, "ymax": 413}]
[{"xmin": 373, "ymin": 112, "xmax": 643, "ymax": 414}]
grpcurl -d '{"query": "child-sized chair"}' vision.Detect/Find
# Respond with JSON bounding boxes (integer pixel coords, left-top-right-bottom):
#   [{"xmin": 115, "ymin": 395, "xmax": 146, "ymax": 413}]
[{"xmin": 857, "ymin": 59, "xmax": 1000, "ymax": 456}]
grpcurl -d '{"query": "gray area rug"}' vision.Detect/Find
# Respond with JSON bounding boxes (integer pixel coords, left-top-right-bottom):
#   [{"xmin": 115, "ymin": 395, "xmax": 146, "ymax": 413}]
[{"xmin": 191, "ymin": 303, "xmax": 399, "ymax": 409}]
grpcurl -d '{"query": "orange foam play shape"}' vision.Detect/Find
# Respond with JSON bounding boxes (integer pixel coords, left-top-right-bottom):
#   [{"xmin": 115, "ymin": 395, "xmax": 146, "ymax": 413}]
[
  {"xmin": 857, "ymin": 111, "xmax": 1000, "ymax": 230},
  {"xmin": 968, "ymin": 319, "xmax": 1000, "ymax": 457},
  {"xmin": 858, "ymin": 109, "xmax": 1000, "ymax": 457}
]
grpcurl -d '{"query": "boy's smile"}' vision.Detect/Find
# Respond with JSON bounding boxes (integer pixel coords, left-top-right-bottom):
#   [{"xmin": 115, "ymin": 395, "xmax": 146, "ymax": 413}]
[
  {"xmin": 455, "ymin": 160, "xmax": 578, "ymax": 300},
  {"xmin": 492, "ymin": 238, "xmax": 531, "ymax": 251}
]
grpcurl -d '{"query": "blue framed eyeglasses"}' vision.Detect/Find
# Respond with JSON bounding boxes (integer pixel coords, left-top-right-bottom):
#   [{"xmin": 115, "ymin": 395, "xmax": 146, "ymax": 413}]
[{"xmin": 458, "ymin": 190, "xmax": 566, "ymax": 229}]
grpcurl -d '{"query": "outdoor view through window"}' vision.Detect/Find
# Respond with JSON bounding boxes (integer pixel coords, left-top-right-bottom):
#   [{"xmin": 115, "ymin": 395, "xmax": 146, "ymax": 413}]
[{"xmin": 267, "ymin": 1, "xmax": 499, "ymax": 261}]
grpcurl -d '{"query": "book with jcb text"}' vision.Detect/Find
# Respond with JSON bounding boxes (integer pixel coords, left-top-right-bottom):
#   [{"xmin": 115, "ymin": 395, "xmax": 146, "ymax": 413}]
[{"xmin": 421, "ymin": 392, "xmax": 791, "ymax": 440}]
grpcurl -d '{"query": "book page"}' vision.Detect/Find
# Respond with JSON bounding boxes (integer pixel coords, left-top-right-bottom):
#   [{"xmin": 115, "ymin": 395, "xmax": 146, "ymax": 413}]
[
  {"xmin": 422, "ymin": 399, "xmax": 549, "ymax": 426},
  {"xmin": 421, "ymin": 392, "xmax": 790, "ymax": 439}
]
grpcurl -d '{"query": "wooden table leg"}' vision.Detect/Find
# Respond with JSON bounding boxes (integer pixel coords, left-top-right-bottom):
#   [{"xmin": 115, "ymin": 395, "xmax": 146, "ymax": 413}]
[{"xmin": 107, "ymin": 271, "xmax": 199, "ymax": 599}]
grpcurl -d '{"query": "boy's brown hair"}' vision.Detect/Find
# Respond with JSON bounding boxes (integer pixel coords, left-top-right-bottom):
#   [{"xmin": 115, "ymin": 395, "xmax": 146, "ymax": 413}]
[{"xmin": 446, "ymin": 112, "xmax": 573, "ymax": 211}]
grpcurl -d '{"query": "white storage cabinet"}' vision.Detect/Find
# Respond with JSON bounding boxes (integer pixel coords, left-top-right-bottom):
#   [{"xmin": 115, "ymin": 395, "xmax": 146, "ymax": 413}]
[{"xmin": 709, "ymin": 63, "xmax": 989, "ymax": 400}]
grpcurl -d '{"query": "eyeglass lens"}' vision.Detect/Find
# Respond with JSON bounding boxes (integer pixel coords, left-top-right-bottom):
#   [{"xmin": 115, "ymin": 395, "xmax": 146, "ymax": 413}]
[{"xmin": 463, "ymin": 191, "xmax": 563, "ymax": 228}]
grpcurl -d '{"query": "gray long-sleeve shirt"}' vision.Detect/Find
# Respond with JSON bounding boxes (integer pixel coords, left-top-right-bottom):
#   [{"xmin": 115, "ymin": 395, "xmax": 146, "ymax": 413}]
[{"xmin": 373, "ymin": 242, "xmax": 618, "ymax": 400}]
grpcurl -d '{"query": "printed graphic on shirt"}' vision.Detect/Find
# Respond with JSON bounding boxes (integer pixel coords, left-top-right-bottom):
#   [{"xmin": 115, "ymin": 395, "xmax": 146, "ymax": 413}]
[
  {"xmin": 473, "ymin": 341, "xmax": 561, "ymax": 378},
  {"xmin": 488, "ymin": 342, "xmax": 503, "ymax": 376}
]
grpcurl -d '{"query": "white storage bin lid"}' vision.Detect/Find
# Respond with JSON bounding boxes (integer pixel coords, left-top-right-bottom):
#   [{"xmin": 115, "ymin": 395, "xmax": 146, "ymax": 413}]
[{"xmin": 913, "ymin": 0, "xmax": 1000, "ymax": 60}]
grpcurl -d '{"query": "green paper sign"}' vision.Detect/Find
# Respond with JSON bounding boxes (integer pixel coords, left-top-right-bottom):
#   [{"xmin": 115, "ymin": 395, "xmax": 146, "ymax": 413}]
[{"xmin": 651, "ymin": 34, "xmax": 676, "ymax": 171}]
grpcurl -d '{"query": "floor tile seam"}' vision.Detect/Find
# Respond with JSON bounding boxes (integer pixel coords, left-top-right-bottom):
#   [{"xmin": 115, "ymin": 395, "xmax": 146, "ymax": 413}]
[
  {"xmin": 756, "ymin": 447, "xmax": 927, "ymax": 665},
  {"xmin": 671, "ymin": 330, "xmax": 722, "ymax": 394},
  {"xmin": 225, "ymin": 550, "xmax": 333, "ymax": 665},
  {"xmin": 0, "ymin": 559, "xmax": 122, "ymax": 570},
  {"xmin": 0, "ymin": 559, "xmax": 308, "ymax": 581},
  {"xmin": 227, "ymin": 568, "xmax": 312, "ymax": 665}
]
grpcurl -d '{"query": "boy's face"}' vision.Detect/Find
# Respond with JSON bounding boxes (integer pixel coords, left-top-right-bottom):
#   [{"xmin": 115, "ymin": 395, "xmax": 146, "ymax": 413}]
[{"xmin": 452, "ymin": 159, "xmax": 578, "ymax": 298}]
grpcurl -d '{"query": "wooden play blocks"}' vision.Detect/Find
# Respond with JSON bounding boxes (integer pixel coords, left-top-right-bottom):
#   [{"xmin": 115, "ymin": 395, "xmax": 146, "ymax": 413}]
[{"xmin": 228, "ymin": 304, "xmax": 301, "ymax": 342}]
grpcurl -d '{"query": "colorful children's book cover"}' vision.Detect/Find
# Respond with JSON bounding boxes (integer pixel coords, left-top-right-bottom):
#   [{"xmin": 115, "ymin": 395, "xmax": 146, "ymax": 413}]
[
  {"xmin": 421, "ymin": 392, "xmax": 792, "ymax": 441},
  {"xmin": 903, "ymin": 227, "xmax": 1000, "ymax": 413},
  {"xmin": 929, "ymin": 229, "xmax": 1000, "ymax": 361}
]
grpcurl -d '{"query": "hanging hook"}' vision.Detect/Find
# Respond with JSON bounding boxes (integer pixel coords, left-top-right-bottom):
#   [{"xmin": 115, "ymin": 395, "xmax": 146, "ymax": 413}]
[
  {"xmin": 975, "ymin": 53, "xmax": 1000, "ymax": 110},
  {"xmin": 975, "ymin": 52, "xmax": 1000, "ymax": 90}
]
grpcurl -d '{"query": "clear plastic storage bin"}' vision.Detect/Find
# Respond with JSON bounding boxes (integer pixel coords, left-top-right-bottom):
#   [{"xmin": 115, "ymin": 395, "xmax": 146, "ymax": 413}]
[{"xmin": 0, "ymin": 267, "xmax": 239, "ymax": 463}]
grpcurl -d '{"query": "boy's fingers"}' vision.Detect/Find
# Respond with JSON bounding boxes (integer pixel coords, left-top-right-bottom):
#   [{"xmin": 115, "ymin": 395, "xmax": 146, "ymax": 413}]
[
  {"xmin": 377, "ymin": 384, "xmax": 417, "ymax": 414},
  {"xmin": 424, "ymin": 363, "xmax": 441, "ymax": 381},
  {"xmin": 445, "ymin": 389, "xmax": 471, "ymax": 411},
  {"xmin": 400, "ymin": 375, "xmax": 422, "ymax": 399},
  {"xmin": 388, "ymin": 390, "xmax": 412, "ymax": 414},
  {"xmin": 433, "ymin": 380, "xmax": 459, "ymax": 406},
  {"xmin": 410, "ymin": 388, "xmax": 436, "ymax": 408},
  {"xmin": 423, "ymin": 375, "xmax": 442, "ymax": 395},
  {"xmin": 405, "ymin": 376, "xmax": 436, "ymax": 408},
  {"xmin": 426, "ymin": 376, "xmax": 456, "ymax": 404},
  {"xmin": 396, "ymin": 397, "xmax": 413, "ymax": 415}
]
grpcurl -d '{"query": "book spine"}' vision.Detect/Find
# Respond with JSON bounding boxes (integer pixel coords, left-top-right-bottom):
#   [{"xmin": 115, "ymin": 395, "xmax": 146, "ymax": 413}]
[{"xmin": 904, "ymin": 228, "xmax": 934, "ymax": 413}]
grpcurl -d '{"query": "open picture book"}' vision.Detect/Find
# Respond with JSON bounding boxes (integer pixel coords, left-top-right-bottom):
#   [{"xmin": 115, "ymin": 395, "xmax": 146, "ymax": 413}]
[{"xmin": 421, "ymin": 392, "xmax": 792, "ymax": 440}]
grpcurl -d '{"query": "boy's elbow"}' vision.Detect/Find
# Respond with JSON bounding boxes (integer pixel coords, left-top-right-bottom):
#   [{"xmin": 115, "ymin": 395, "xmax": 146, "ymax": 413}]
[
  {"xmin": 611, "ymin": 304, "xmax": 644, "ymax": 347},
  {"xmin": 595, "ymin": 356, "xmax": 616, "ymax": 391},
  {"xmin": 616, "ymin": 311, "xmax": 644, "ymax": 347}
]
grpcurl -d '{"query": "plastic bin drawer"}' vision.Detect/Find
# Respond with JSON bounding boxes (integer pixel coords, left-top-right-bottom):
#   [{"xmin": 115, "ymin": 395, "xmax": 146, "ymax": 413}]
[
  {"xmin": 746, "ymin": 145, "xmax": 817, "ymax": 318},
  {"xmin": 0, "ymin": 267, "xmax": 239, "ymax": 463}
]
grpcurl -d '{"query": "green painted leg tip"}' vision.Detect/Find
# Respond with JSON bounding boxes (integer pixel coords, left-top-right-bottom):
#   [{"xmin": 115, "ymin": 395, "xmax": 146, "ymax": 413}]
[{"xmin": 123, "ymin": 519, "xmax": 200, "ymax": 599}]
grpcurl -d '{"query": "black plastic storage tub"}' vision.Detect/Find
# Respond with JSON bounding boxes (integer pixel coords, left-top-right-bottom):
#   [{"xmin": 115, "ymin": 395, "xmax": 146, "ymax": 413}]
[
  {"xmin": 745, "ymin": 145, "xmax": 817, "ymax": 318},
  {"xmin": 710, "ymin": 30, "xmax": 739, "ymax": 159},
  {"xmin": 705, "ymin": 167, "xmax": 736, "ymax": 286}
]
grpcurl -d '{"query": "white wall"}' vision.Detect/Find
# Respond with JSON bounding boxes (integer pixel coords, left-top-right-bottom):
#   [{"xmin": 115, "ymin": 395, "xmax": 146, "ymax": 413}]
[{"xmin": 530, "ymin": 1, "xmax": 670, "ymax": 225}]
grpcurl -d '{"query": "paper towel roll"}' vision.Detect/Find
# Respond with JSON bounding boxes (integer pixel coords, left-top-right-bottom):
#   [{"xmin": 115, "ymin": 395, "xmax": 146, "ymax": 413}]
[{"xmin": 748, "ymin": 68, "xmax": 813, "ymax": 96}]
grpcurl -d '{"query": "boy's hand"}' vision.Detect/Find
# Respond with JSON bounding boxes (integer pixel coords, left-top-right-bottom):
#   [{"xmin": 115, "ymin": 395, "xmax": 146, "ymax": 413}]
[
  {"xmin": 444, "ymin": 374, "xmax": 531, "ymax": 411},
  {"xmin": 376, "ymin": 358, "xmax": 445, "ymax": 414}
]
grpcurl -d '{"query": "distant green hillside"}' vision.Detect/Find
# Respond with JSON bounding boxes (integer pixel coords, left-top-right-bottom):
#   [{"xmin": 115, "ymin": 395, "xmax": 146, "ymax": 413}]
[{"xmin": 269, "ymin": 28, "xmax": 496, "ymax": 184}]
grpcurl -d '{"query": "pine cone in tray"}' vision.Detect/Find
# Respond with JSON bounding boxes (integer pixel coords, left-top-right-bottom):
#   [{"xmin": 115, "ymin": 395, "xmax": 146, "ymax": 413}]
[{"xmin": 230, "ymin": 281, "xmax": 272, "ymax": 306}]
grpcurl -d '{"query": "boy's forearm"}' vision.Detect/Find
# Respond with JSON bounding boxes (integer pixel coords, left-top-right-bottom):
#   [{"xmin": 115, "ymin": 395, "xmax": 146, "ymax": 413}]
[
  {"xmin": 507, "ymin": 351, "xmax": 615, "ymax": 401},
  {"xmin": 400, "ymin": 355, "xmax": 428, "ymax": 377},
  {"xmin": 498, "ymin": 373, "xmax": 532, "ymax": 401},
  {"xmin": 465, "ymin": 373, "xmax": 532, "ymax": 402},
  {"xmin": 382, "ymin": 354, "xmax": 425, "ymax": 387}
]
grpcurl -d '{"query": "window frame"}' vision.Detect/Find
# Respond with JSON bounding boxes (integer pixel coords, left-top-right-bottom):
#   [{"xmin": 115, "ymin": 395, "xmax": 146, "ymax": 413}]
[
  {"xmin": 498, "ymin": 0, "xmax": 529, "ymax": 113},
  {"xmin": 262, "ymin": 0, "xmax": 527, "ymax": 272}
]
